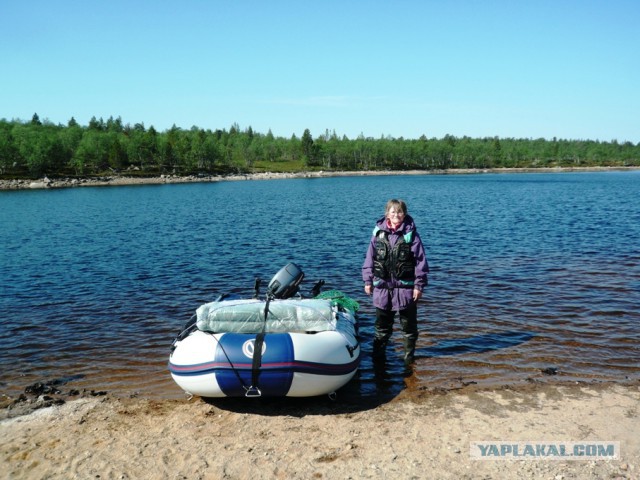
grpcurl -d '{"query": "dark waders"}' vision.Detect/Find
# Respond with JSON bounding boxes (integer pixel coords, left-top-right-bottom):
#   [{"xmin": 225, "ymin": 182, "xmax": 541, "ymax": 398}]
[{"xmin": 373, "ymin": 302, "xmax": 418, "ymax": 365}]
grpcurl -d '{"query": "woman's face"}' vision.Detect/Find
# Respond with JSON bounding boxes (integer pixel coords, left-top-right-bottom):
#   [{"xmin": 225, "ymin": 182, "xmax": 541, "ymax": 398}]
[{"xmin": 386, "ymin": 207, "xmax": 405, "ymax": 227}]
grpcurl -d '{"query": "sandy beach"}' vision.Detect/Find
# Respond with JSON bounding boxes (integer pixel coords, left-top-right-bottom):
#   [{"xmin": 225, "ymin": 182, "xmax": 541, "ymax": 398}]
[{"xmin": 1, "ymin": 381, "xmax": 638, "ymax": 479}]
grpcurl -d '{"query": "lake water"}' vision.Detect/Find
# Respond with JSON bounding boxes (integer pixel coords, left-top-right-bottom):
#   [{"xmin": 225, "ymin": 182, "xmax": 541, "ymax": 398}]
[{"xmin": 1, "ymin": 171, "xmax": 639, "ymax": 401}]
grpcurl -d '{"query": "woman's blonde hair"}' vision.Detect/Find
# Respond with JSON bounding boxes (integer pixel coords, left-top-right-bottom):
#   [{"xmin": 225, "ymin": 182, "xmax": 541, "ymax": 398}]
[{"xmin": 385, "ymin": 199, "xmax": 407, "ymax": 215}]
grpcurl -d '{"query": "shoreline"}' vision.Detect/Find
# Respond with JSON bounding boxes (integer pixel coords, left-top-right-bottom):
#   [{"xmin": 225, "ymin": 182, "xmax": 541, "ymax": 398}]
[
  {"xmin": 3, "ymin": 373, "xmax": 637, "ymax": 422},
  {"xmin": 1, "ymin": 166, "xmax": 638, "ymax": 190},
  {"xmin": 1, "ymin": 381, "xmax": 638, "ymax": 479}
]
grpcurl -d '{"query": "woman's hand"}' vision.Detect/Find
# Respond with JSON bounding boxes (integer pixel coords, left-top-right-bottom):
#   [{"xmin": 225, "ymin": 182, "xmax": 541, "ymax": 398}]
[
  {"xmin": 413, "ymin": 288, "xmax": 423, "ymax": 302},
  {"xmin": 364, "ymin": 284, "xmax": 372, "ymax": 296}
]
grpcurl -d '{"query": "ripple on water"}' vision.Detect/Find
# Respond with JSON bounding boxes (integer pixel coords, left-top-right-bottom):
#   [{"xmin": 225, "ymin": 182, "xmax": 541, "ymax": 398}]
[{"xmin": 1, "ymin": 172, "xmax": 639, "ymax": 399}]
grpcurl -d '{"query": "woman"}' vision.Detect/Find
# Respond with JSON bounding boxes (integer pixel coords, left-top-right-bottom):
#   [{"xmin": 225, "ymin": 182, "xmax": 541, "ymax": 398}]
[{"xmin": 362, "ymin": 199, "xmax": 429, "ymax": 365}]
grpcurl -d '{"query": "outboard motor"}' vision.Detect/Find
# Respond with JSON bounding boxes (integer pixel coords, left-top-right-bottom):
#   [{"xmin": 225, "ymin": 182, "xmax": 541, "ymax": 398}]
[{"xmin": 267, "ymin": 263, "xmax": 304, "ymax": 299}]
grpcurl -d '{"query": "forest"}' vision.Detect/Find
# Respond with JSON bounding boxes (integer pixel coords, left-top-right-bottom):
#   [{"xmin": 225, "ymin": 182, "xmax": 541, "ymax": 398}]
[{"xmin": 1, "ymin": 114, "xmax": 638, "ymax": 178}]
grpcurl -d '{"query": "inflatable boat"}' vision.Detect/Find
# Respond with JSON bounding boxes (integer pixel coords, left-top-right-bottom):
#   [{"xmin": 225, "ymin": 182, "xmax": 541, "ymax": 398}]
[{"xmin": 169, "ymin": 264, "xmax": 360, "ymax": 398}]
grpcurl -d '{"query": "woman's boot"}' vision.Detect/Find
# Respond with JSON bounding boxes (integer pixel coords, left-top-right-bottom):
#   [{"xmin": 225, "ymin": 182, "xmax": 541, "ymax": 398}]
[{"xmin": 403, "ymin": 335, "xmax": 417, "ymax": 365}]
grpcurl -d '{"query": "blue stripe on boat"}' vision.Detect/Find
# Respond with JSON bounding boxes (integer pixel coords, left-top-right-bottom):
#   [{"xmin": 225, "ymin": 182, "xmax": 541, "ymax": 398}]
[{"xmin": 217, "ymin": 333, "xmax": 294, "ymax": 396}]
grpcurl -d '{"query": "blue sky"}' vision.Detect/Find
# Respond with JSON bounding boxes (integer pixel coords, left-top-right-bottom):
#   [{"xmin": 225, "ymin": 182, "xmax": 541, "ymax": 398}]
[{"xmin": 2, "ymin": 1, "xmax": 638, "ymax": 142}]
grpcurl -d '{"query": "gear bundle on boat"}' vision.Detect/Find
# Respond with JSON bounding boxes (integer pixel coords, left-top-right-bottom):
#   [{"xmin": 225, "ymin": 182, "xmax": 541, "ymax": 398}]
[{"xmin": 168, "ymin": 263, "xmax": 361, "ymax": 398}]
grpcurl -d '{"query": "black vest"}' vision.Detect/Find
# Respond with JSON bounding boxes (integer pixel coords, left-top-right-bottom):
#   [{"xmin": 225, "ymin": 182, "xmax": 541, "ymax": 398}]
[{"xmin": 372, "ymin": 228, "xmax": 415, "ymax": 286}]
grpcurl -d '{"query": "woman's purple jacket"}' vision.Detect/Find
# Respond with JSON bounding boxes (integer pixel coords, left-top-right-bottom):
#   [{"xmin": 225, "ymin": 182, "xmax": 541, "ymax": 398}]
[{"xmin": 362, "ymin": 214, "xmax": 429, "ymax": 312}]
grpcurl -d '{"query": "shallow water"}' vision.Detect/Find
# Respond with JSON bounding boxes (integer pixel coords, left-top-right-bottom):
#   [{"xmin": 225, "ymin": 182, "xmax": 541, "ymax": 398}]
[{"xmin": 1, "ymin": 171, "xmax": 639, "ymax": 401}]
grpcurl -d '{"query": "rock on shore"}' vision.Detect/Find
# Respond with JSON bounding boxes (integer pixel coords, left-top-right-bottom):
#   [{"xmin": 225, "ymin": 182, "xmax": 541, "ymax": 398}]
[{"xmin": 2, "ymin": 167, "xmax": 638, "ymax": 191}]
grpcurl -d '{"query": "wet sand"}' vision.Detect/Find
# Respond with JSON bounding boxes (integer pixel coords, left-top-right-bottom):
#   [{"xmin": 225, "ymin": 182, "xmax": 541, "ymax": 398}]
[{"xmin": 1, "ymin": 381, "xmax": 638, "ymax": 479}]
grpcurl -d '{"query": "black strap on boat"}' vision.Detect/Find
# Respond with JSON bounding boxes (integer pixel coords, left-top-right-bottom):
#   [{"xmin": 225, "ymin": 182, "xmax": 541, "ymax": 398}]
[
  {"xmin": 246, "ymin": 333, "xmax": 264, "ymax": 397},
  {"xmin": 246, "ymin": 294, "xmax": 272, "ymax": 397}
]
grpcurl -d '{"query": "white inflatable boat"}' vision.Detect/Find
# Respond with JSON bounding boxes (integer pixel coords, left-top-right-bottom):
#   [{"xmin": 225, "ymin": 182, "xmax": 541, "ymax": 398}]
[{"xmin": 169, "ymin": 264, "xmax": 360, "ymax": 398}]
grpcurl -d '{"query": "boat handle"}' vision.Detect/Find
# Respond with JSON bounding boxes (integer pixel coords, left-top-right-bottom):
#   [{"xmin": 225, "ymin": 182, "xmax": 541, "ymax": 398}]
[{"xmin": 244, "ymin": 386, "xmax": 262, "ymax": 398}]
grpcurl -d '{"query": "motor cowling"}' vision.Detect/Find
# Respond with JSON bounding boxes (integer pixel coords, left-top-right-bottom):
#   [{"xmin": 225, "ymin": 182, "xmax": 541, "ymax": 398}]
[{"xmin": 267, "ymin": 263, "xmax": 304, "ymax": 299}]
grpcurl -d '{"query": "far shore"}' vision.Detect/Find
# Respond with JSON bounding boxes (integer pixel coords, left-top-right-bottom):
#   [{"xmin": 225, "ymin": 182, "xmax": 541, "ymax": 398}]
[{"xmin": 1, "ymin": 166, "xmax": 638, "ymax": 190}]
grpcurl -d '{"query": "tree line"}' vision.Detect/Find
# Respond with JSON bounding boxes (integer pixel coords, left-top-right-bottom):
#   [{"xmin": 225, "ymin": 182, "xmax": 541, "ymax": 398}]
[{"xmin": 1, "ymin": 113, "xmax": 638, "ymax": 178}]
